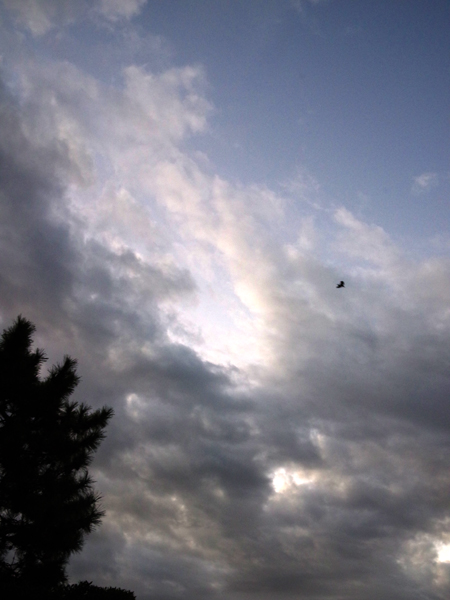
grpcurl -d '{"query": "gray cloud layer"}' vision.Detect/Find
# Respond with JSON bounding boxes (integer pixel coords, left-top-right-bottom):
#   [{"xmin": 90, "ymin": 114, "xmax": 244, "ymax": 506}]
[{"xmin": 1, "ymin": 4, "xmax": 450, "ymax": 599}]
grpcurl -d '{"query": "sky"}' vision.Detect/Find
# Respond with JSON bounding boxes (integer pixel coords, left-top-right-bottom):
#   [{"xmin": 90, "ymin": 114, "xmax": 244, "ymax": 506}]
[{"xmin": 0, "ymin": 1, "xmax": 449, "ymax": 598}]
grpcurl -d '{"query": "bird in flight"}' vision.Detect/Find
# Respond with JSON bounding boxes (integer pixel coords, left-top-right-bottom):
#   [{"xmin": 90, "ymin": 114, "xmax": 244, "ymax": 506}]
[{"xmin": 336, "ymin": 281, "xmax": 345, "ymax": 288}]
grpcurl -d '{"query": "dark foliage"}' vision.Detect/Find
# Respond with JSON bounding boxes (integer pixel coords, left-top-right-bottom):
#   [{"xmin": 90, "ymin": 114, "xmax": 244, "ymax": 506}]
[
  {"xmin": 59, "ymin": 581, "xmax": 136, "ymax": 599},
  {"xmin": 2, "ymin": 580, "xmax": 136, "ymax": 599},
  {"xmin": 0, "ymin": 316, "xmax": 114, "ymax": 589}
]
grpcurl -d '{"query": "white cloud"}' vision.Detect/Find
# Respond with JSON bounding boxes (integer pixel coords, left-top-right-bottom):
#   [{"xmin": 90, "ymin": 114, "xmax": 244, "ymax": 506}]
[
  {"xmin": 334, "ymin": 206, "xmax": 402, "ymax": 272},
  {"xmin": 2, "ymin": 0, "xmax": 57, "ymax": 35},
  {"xmin": 97, "ymin": 0, "xmax": 147, "ymax": 22},
  {"xmin": 412, "ymin": 171, "xmax": 439, "ymax": 194},
  {"xmin": 1, "ymin": 0, "xmax": 148, "ymax": 35}
]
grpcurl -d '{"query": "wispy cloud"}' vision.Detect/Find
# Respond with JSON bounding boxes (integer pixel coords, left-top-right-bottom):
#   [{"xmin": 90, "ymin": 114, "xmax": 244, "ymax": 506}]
[
  {"xmin": 412, "ymin": 171, "xmax": 439, "ymax": 194},
  {"xmin": 97, "ymin": 0, "xmax": 148, "ymax": 22},
  {"xmin": 1, "ymin": 0, "xmax": 148, "ymax": 35}
]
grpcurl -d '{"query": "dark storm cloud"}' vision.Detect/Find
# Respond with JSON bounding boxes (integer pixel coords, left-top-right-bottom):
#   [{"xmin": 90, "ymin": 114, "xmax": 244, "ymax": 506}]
[{"xmin": 0, "ymin": 80, "xmax": 80, "ymax": 322}]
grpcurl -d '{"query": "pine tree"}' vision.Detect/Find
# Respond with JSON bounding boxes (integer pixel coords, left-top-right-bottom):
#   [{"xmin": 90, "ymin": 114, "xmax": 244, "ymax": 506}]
[{"xmin": 0, "ymin": 316, "xmax": 113, "ymax": 589}]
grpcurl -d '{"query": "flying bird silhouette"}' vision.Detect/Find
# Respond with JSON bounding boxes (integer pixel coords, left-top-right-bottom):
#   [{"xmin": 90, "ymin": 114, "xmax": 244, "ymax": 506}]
[{"xmin": 336, "ymin": 281, "xmax": 345, "ymax": 288}]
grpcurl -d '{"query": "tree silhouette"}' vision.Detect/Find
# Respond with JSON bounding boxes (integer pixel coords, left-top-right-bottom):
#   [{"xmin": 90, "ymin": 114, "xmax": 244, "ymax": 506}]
[{"xmin": 0, "ymin": 316, "xmax": 113, "ymax": 589}]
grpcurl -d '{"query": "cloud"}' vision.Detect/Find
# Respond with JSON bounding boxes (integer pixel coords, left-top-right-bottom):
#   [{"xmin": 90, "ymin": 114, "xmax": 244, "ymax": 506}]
[
  {"xmin": 97, "ymin": 0, "xmax": 148, "ymax": 22},
  {"xmin": 412, "ymin": 171, "xmax": 439, "ymax": 194},
  {"xmin": 1, "ymin": 0, "xmax": 148, "ymax": 36},
  {"xmin": 1, "ymin": 25, "xmax": 450, "ymax": 600},
  {"xmin": 2, "ymin": 0, "xmax": 70, "ymax": 35}
]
